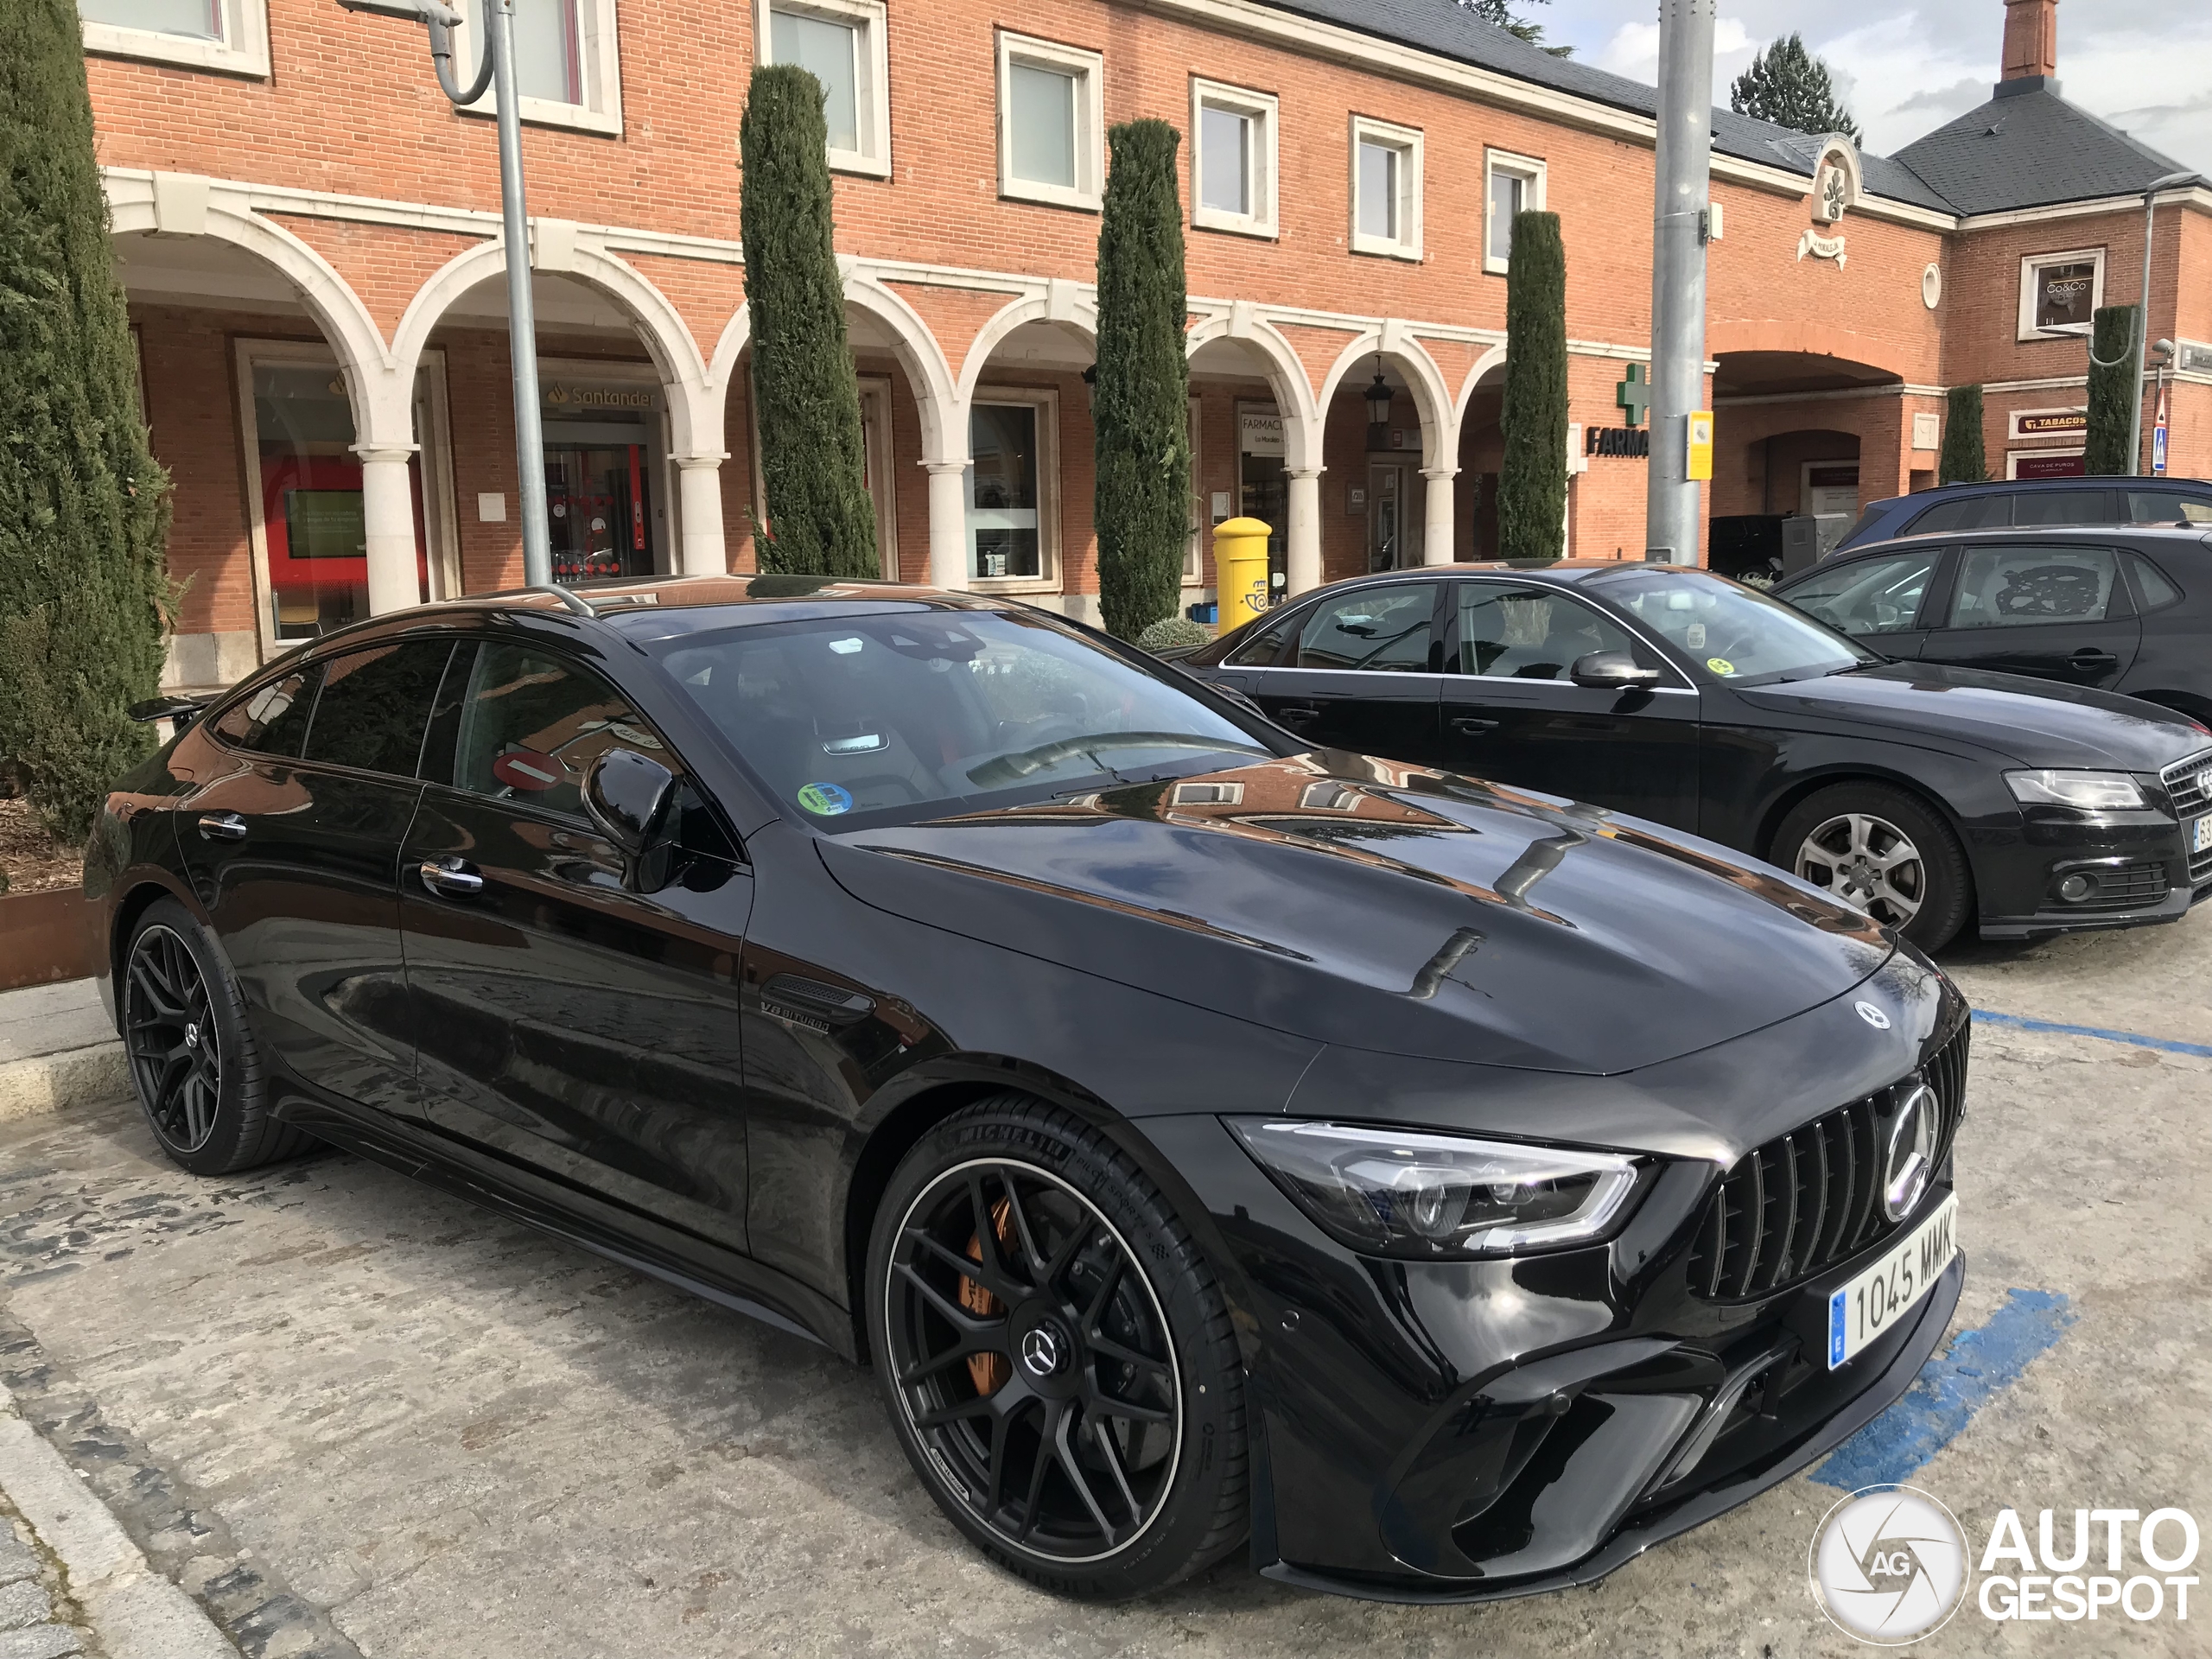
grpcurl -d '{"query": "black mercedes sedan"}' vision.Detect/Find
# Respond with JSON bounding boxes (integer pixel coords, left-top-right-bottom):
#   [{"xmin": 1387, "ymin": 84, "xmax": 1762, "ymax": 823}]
[
  {"xmin": 1181, "ymin": 562, "xmax": 2212, "ymax": 950},
  {"xmin": 91, "ymin": 575, "xmax": 1967, "ymax": 1605}
]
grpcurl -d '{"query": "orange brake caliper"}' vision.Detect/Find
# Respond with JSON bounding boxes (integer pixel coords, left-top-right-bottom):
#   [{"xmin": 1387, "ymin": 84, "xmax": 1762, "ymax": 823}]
[{"xmin": 960, "ymin": 1197, "xmax": 1016, "ymax": 1395}]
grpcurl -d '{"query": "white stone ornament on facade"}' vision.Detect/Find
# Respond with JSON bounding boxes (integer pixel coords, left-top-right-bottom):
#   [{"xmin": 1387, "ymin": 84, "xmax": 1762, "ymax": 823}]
[
  {"xmin": 1922, "ymin": 263, "xmax": 1942, "ymax": 309},
  {"xmin": 1798, "ymin": 228, "xmax": 1848, "ymax": 269}
]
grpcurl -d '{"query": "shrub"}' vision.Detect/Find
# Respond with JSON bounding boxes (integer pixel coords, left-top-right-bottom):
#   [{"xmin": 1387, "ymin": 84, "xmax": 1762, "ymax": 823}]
[
  {"xmin": 2083, "ymin": 304, "xmax": 2138, "ymax": 476},
  {"xmin": 1136, "ymin": 615, "xmax": 1211, "ymax": 652},
  {"xmin": 1938, "ymin": 385, "xmax": 1986, "ymax": 485},
  {"xmin": 1497, "ymin": 211, "xmax": 1567, "ymax": 561}
]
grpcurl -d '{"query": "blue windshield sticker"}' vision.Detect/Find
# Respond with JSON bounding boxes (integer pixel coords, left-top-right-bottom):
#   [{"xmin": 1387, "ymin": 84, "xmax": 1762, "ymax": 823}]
[{"xmin": 798, "ymin": 781, "xmax": 855, "ymax": 817}]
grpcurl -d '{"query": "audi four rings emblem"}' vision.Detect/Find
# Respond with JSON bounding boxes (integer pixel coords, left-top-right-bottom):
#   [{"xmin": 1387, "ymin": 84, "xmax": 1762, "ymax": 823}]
[{"xmin": 1855, "ymin": 1001, "xmax": 1891, "ymax": 1030}]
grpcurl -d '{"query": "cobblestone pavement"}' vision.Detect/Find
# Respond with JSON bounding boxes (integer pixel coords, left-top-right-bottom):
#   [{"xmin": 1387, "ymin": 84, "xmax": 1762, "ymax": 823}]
[
  {"xmin": 0, "ymin": 912, "xmax": 2203, "ymax": 1657},
  {"xmin": 0, "ymin": 1497, "xmax": 92, "ymax": 1659}
]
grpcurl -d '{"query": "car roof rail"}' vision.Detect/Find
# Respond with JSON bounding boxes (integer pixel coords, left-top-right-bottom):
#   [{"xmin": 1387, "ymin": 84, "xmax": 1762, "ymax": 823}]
[{"xmin": 530, "ymin": 584, "xmax": 595, "ymax": 615}]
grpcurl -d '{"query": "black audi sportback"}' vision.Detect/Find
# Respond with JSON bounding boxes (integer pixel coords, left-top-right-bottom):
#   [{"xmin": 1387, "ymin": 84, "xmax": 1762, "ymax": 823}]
[
  {"xmin": 1179, "ymin": 562, "xmax": 2212, "ymax": 950},
  {"xmin": 92, "ymin": 576, "xmax": 1971, "ymax": 1604}
]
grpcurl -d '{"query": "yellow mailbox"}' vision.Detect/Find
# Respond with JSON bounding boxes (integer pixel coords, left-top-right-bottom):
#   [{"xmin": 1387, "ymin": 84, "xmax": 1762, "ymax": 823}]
[{"xmin": 1211, "ymin": 518, "xmax": 1273, "ymax": 633}]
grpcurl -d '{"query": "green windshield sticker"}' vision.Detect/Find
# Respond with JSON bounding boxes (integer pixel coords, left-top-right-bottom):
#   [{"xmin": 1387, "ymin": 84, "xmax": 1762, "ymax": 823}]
[
  {"xmin": 1707, "ymin": 657, "xmax": 1736, "ymax": 676},
  {"xmin": 798, "ymin": 781, "xmax": 854, "ymax": 817}
]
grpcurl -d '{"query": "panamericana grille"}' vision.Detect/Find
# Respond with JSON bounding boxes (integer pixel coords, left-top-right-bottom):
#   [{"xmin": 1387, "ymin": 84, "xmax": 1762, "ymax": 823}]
[{"xmin": 1686, "ymin": 1021, "xmax": 1967, "ymax": 1301}]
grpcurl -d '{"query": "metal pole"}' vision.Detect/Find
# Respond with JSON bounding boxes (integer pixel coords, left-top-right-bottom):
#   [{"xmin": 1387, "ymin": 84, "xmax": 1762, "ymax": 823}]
[
  {"xmin": 1644, "ymin": 0, "xmax": 1716, "ymax": 563},
  {"xmin": 489, "ymin": 0, "xmax": 551, "ymax": 586},
  {"xmin": 2128, "ymin": 191, "xmax": 2157, "ymax": 477}
]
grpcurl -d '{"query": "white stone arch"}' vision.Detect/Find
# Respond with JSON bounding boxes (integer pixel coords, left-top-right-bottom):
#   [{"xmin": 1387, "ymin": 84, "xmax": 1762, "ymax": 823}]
[
  {"xmin": 390, "ymin": 232, "xmax": 715, "ymax": 454},
  {"xmin": 105, "ymin": 173, "xmax": 396, "ymax": 442},
  {"xmin": 956, "ymin": 283, "xmax": 1097, "ymax": 415},
  {"xmin": 1314, "ymin": 322, "xmax": 1459, "ymax": 470},
  {"xmin": 1185, "ymin": 308, "xmax": 1324, "ymax": 472},
  {"xmin": 841, "ymin": 273, "xmax": 963, "ymax": 465},
  {"xmin": 1452, "ymin": 342, "xmax": 1511, "ymax": 429}
]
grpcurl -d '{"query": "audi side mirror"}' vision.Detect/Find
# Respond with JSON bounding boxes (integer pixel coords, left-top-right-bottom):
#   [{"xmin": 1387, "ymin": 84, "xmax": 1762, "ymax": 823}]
[
  {"xmin": 128, "ymin": 694, "xmax": 211, "ymax": 730},
  {"xmin": 1569, "ymin": 652, "xmax": 1662, "ymax": 690},
  {"xmin": 584, "ymin": 748, "xmax": 679, "ymax": 888}
]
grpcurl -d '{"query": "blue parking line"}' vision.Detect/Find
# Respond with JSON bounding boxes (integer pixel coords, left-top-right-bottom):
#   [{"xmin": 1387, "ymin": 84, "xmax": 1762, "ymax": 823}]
[
  {"xmin": 1971, "ymin": 1008, "xmax": 2212, "ymax": 1059},
  {"xmin": 1810, "ymin": 1289, "xmax": 2075, "ymax": 1490}
]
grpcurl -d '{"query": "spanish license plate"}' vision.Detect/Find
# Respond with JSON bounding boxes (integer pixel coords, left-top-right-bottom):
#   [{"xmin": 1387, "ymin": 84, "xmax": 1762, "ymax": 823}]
[
  {"xmin": 2193, "ymin": 817, "xmax": 2212, "ymax": 855},
  {"xmin": 1827, "ymin": 1195, "xmax": 1958, "ymax": 1370}
]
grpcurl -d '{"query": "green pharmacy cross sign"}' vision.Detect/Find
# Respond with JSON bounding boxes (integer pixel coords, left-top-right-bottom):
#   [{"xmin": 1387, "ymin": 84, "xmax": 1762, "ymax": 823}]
[{"xmin": 1616, "ymin": 362, "xmax": 1651, "ymax": 428}]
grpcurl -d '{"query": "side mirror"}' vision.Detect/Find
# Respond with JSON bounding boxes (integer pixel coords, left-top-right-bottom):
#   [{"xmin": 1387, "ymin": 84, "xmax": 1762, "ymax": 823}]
[
  {"xmin": 583, "ymin": 748, "xmax": 678, "ymax": 886},
  {"xmin": 1569, "ymin": 651, "xmax": 1663, "ymax": 691},
  {"xmin": 128, "ymin": 694, "xmax": 211, "ymax": 730}
]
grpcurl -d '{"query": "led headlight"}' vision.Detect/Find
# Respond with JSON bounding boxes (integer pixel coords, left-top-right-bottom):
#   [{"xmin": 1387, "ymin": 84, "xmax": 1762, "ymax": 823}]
[
  {"xmin": 2005, "ymin": 769, "xmax": 2146, "ymax": 810},
  {"xmin": 1225, "ymin": 1118, "xmax": 1644, "ymax": 1259}
]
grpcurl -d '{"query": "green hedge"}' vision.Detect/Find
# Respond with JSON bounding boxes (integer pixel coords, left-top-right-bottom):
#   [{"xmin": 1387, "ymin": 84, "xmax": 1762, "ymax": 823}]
[
  {"xmin": 1497, "ymin": 211, "xmax": 1567, "ymax": 561},
  {"xmin": 2083, "ymin": 304, "xmax": 2137, "ymax": 476},
  {"xmin": 1938, "ymin": 385, "xmax": 1986, "ymax": 485}
]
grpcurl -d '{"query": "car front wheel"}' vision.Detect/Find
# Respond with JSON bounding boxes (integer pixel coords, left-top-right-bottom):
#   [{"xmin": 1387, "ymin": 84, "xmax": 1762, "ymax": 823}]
[
  {"xmin": 1775, "ymin": 782, "xmax": 1973, "ymax": 951},
  {"xmin": 866, "ymin": 1095, "xmax": 1247, "ymax": 1599}
]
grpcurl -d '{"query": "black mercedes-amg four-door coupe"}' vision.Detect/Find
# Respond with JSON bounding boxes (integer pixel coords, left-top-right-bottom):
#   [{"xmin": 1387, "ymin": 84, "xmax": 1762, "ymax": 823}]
[{"xmin": 92, "ymin": 576, "xmax": 1969, "ymax": 1603}]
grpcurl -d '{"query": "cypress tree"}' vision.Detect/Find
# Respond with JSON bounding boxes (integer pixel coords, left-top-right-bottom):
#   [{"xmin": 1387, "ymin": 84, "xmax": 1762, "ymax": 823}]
[
  {"xmin": 0, "ymin": 0, "xmax": 171, "ymax": 844},
  {"xmin": 2083, "ymin": 304, "xmax": 2139, "ymax": 475},
  {"xmin": 1938, "ymin": 385, "xmax": 1986, "ymax": 486},
  {"xmin": 738, "ymin": 64, "xmax": 876, "ymax": 578},
  {"xmin": 1093, "ymin": 119, "xmax": 1190, "ymax": 641},
  {"xmin": 1497, "ymin": 210, "xmax": 1567, "ymax": 562}
]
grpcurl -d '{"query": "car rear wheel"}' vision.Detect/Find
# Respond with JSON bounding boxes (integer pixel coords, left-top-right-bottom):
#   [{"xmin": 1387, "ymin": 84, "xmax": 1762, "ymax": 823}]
[
  {"xmin": 1775, "ymin": 783, "xmax": 1972, "ymax": 951},
  {"xmin": 122, "ymin": 899, "xmax": 308, "ymax": 1174},
  {"xmin": 866, "ymin": 1095, "xmax": 1246, "ymax": 1600}
]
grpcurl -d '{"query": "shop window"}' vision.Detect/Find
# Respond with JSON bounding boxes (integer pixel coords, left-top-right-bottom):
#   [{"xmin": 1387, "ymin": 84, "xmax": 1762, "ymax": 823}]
[
  {"xmin": 1191, "ymin": 79, "xmax": 1278, "ymax": 238},
  {"xmin": 997, "ymin": 32, "xmax": 1103, "ymax": 210},
  {"xmin": 755, "ymin": 0, "xmax": 890, "ymax": 176},
  {"xmin": 537, "ymin": 365, "xmax": 668, "ymax": 585},
  {"xmin": 1484, "ymin": 150, "xmax": 1546, "ymax": 274},
  {"xmin": 1350, "ymin": 116, "xmax": 1421, "ymax": 260},
  {"xmin": 457, "ymin": 0, "xmax": 624, "ymax": 136},
  {"xmin": 79, "ymin": 0, "xmax": 269, "ymax": 77},
  {"xmin": 1236, "ymin": 400, "xmax": 1288, "ymax": 597},
  {"xmin": 2018, "ymin": 248, "xmax": 2103, "ymax": 339},
  {"xmin": 966, "ymin": 391, "xmax": 1058, "ymax": 588}
]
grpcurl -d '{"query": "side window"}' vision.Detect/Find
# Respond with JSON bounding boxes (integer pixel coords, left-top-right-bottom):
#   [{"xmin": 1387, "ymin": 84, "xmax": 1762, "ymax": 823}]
[
  {"xmin": 2126, "ymin": 552, "xmax": 2183, "ymax": 613},
  {"xmin": 1784, "ymin": 550, "xmax": 1943, "ymax": 637},
  {"xmin": 2013, "ymin": 489, "xmax": 2112, "ymax": 527},
  {"xmin": 1224, "ymin": 608, "xmax": 1296, "ymax": 667},
  {"xmin": 1294, "ymin": 584, "xmax": 1435, "ymax": 671},
  {"xmin": 1908, "ymin": 496, "xmax": 2010, "ymax": 536},
  {"xmin": 2126, "ymin": 490, "xmax": 2212, "ymax": 527},
  {"xmin": 300, "ymin": 639, "xmax": 456, "ymax": 779},
  {"xmin": 1947, "ymin": 545, "xmax": 2120, "ymax": 629},
  {"xmin": 453, "ymin": 643, "xmax": 671, "ymax": 820},
  {"xmin": 1453, "ymin": 586, "xmax": 1638, "ymax": 679},
  {"xmin": 212, "ymin": 664, "xmax": 321, "ymax": 758}
]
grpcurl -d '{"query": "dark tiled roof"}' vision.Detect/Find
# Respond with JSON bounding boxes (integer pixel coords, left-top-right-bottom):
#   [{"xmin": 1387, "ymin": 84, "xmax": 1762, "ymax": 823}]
[
  {"xmin": 1891, "ymin": 80, "xmax": 2195, "ymax": 215},
  {"xmin": 1251, "ymin": 0, "xmax": 2182, "ymax": 219}
]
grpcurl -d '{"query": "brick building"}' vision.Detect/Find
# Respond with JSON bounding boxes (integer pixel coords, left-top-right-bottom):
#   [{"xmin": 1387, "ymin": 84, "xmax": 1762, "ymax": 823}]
[{"xmin": 77, "ymin": 0, "xmax": 2212, "ymax": 688}]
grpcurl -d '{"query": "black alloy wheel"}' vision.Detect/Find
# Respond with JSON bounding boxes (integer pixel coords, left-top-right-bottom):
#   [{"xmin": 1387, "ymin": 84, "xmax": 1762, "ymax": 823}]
[
  {"xmin": 122, "ymin": 900, "xmax": 306, "ymax": 1175},
  {"xmin": 1775, "ymin": 782, "xmax": 1973, "ymax": 952},
  {"xmin": 868, "ymin": 1096, "xmax": 1246, "ymax": 1599}
]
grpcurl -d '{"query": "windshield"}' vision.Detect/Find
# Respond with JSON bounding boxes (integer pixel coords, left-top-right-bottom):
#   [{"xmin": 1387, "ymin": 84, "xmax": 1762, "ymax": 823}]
[
  {"xmin": 1589, "ymin": 568, "xmax": 1877, "ymax": 685},
  {"xmin": 656, "ymin": 607, "xmax": 1275, "ymax": 829}
]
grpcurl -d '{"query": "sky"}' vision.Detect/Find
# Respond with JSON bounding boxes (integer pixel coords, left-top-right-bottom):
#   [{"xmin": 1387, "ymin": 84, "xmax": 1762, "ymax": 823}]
[{"xmin": 1527, "ymin": 1, "xmax": 2212, "ymax": 175}]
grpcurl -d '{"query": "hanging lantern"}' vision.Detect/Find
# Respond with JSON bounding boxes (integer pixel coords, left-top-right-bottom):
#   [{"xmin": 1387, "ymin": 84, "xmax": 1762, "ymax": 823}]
[{"xmin": 1363, "ymin": 359, "xmax": 1394, "ymax": 451}]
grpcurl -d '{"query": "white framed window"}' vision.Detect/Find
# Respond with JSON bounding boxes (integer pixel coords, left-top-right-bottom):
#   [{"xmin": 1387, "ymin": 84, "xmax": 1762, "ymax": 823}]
[
  {"xmin": 79, "ymin": 0, "xmax": 269, "ymax": 78},
  {"xmin": 453, "ymin": 0, "xmax": 624, "ymax": 137},
  {"xmin": 1190, "ymin": 78, "xmax": 1278, "ymax": 238},
  {"xmin": 1349, "ymin": 115, "xmax": 1421, "ymax": 261},
  {"xmin": 996, "ymin": 32, "xmax": 1104, "ymax": 212},
  {"xmin": 966, "ymin": 387, "xmax": 1060, "ymax": 590},
  {"xmin": 753, "ymin": 0, "xmax": 891, "ymax": 178},
  {"xmin": 1483, "ymin": 149, "xmax": 1546, "ymax": 275},
  {"xmin": 2018, "ymin": 247, "xmax": 2104, "ymax": 340}
]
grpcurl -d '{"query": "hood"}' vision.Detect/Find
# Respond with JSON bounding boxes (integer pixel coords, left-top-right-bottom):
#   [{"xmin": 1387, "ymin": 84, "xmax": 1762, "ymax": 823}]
[
  {"xmin": 817, "ymin": 754, "xmax": 1894, "ymax": 1076},
  {"xmin": 1737, "ymin": 662, "xmax": 2208, "ymax": 770}
]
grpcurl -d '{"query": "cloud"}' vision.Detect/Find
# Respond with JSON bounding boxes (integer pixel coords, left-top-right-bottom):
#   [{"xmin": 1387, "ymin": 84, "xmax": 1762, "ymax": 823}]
[
  {"xmin": 1595, "ymin": 21, "xmax": 1659, "ymax": 80},
  {"xmin": 1891, "ymin": 79, "xmax": 1983, "ymax": 117}
]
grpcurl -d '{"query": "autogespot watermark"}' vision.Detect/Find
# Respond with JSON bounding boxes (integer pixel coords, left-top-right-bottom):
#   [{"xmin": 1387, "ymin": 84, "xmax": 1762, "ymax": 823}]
[{"xmin": 1808, "ymin": 1487, "xmax": 2200, "ymax": 1644}]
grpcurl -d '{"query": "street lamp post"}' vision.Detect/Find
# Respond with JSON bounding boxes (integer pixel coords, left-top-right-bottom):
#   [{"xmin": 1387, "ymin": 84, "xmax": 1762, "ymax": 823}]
[
  {"xmin": 338, "ymin": 0, "xmax": 552, "ymax": 588},
  {"xmin": 1644, "ymin": 0, "xmax": 1718, "ymax": 564},
  {"xmin": 2127, "ymin": 171, "xmax": 2200, "ymax": 477}
]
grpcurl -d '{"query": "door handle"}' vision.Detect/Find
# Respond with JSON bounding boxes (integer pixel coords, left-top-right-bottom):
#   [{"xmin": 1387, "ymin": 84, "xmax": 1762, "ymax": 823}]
[
  {"xmin": 1275, "ymin": 705, "xmax": 1322, "ymax": 723},
  {"xmin": 2069, "ymin": 648, "xmax": 2118, "ymax": 670},
  {"xmin": 1451, "ymin": 716, "xmax": 1501, "ymax": 734},
  {"xmin": 418, "ymin": 857, "xmax": 486, "ymax": 897},
  {"xmin": 196, "ymin": 811, "xmax": 247, "ymax": 842}
]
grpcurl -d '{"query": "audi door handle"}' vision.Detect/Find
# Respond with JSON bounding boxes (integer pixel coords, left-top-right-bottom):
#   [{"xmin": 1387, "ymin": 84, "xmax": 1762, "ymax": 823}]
[
  {"xmin": 2069, "ymin": 648, "xmax": 2117, "ymax": 669},
  {"xmin": 418, "ymin": 857, "xmax": 486, "ymax": 897},
  {"xmin": 1451, "ymin": 716, "xmax": 1501, "ymax": 734},
  {"xmin": 196, "ymin": 812, "xmax": 247, "ymax": 842},
  {"xmin": 1275, "ymin": 705, "xmax": 1322, "ymax": 723}
]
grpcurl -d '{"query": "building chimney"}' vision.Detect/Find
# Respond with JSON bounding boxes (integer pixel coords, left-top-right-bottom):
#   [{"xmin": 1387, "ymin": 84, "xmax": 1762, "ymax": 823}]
[{"xmin": 2001, "ymin": 0, "xmax": 2057, "ymax": 82}]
